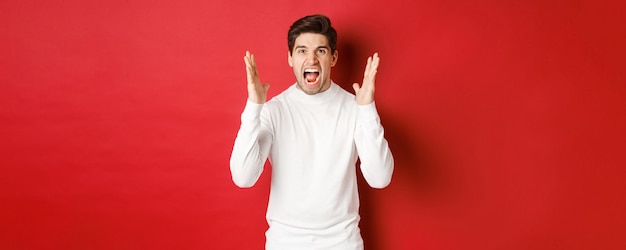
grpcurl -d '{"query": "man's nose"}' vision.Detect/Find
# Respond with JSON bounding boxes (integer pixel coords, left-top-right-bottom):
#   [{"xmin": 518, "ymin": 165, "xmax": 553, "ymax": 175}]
[{"xmin": 306, "ymin": 52, "xmax": 318, "ymax": 63}]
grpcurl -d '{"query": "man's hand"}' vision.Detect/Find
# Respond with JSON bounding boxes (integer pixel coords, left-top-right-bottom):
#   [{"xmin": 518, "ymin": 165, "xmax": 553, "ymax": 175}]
[
  {"xmin": 244, "ymin": 51, "xmax": 270, "ymax": 104},
  {"xmin": 353, "ymin": 52, "xmax": 380, "ymax": 105}
]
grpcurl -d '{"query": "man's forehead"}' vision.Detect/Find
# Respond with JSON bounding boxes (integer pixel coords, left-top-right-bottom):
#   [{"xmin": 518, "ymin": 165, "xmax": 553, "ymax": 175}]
[{"xmin": 294, "ymin": 33, "xmax": 329, "ymax": 47}]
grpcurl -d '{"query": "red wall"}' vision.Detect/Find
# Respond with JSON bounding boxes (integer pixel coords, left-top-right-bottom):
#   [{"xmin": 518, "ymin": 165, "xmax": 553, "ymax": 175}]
[{"xmin": 1, "ymin": 0, "xmax": 625, "ymax": 249}]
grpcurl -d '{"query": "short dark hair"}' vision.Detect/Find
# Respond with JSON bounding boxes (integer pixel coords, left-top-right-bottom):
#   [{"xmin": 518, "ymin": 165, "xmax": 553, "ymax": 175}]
[{"xmin": 287, "ymin": 14, "xmax": 337, "ymax": 55}]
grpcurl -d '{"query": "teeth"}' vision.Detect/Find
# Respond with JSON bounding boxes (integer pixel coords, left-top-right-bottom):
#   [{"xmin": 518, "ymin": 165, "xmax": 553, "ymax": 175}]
[{"xmin": 304, "ymin": 69, "xmax": 319, "ymax": 73}]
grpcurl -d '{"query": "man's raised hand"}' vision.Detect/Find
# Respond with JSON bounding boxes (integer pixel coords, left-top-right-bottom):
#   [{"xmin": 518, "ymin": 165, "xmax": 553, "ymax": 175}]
[
  {"xmin": 352, "ymin": 52, "xmax": 380, "ymax": 105},
  {"xmin": 244, "ymin": 51, "xmax": 270, "ymax": 104}
]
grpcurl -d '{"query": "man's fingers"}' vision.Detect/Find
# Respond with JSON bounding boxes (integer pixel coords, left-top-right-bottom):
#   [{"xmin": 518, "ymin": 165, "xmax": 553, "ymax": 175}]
[
  {"xmin": 244, "ymin": 51, "xmax": 252, "ymax": 67},
  {"xmin": 244, "ymin": 51, "xmax": 256, "ymax": 69},
  {"xmin": 244, "ymin": 52, "xmax": 252, "ymax": 74},
  {"xmin": 363, "ymin": 53, "xmax": 380, "ymax": 78},
  {"xmin": 244, "ymin": 58, "xmax": 255, "ymax": 83},
  {"xmin": 371, "ymin": 52, "xmax": 380, "ymax": 71},
  {"xmin": 263, "ymin": 82, "xmax": 271, "ymax": 92},
  {"xmin": 368, "ymin": 53, "xmax": 379, "ymax": 73},
  {"xmin": 244, "ymin": 53, "xmax": 250, "ymax": 68},
  {"xmin": 244, "ymin": 51, "xmax": 260, "ymax": 85},
  {"xmin": 365, "ymin": 53, "xmax": 380, "ymax": 80},
  {"xmin": 352, "ymin": 83, "xmax": 360, "ymax": 93}
]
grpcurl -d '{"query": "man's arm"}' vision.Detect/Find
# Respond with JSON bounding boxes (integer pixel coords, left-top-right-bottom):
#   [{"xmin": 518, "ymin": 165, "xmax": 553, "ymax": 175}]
[
  {"xmin": 353, "ymin": 53, "xmax": 394, "ymax": 188},
  {"xmin": 229, "ymin": 51, "xmax": 272, "ymax": 188},
  {"xmin": 355, "ymin": 103, "xmax": 394, "ymax": 188}
]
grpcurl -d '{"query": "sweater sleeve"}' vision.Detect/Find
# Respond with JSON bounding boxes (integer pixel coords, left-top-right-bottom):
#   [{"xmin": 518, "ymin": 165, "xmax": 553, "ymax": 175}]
[
  {"xmin": 354, "ymin": 102, "xmax": 394, "ymax": 188},
  {"xmin": 229, "ymin": 100, "xmax": 273, "ymax": 188}
]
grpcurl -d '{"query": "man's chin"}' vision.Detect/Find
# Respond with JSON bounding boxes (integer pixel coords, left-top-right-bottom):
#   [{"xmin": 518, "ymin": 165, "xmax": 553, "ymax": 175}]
[{"xmin": 297, "ymin": 81, "xmax": 324, "ymax": 95}]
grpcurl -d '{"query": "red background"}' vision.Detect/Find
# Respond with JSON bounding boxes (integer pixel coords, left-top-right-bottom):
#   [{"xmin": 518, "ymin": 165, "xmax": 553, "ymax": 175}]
[{"xmin": 1, "ymin": 0, "xmax": 625, "ymax": 249}]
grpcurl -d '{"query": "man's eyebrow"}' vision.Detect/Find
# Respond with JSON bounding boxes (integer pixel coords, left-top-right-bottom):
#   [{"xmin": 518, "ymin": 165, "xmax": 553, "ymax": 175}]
[{"xmin": 294, "ymin": 45, "xmax": 330, "ymax": 49}]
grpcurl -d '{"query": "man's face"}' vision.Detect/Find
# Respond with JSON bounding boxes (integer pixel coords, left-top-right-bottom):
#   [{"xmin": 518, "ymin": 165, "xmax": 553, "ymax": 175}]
[{"xmin": 288, "ymin": 33, "xmax": 338, "ymax": 95}]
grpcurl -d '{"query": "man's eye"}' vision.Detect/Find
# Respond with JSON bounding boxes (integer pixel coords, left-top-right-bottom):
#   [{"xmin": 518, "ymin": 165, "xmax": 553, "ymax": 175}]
[
  {"xmin": 297, "ymin": 49, "xmax": 306, "ymax": 54},
  {"xmin": 317, "ymin": 49, "xmax": 327, "ymax": 54}
]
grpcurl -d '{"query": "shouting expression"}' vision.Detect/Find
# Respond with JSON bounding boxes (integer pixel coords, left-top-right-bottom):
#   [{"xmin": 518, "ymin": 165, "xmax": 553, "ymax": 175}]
[{"xmin": 288, "ymin": 33, "xmax": 338, "ymax": 95}]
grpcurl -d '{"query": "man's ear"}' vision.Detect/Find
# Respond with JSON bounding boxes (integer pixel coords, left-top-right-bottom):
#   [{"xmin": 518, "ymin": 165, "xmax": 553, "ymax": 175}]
[
  {"xmin": 331, "ymin": 50, "xmax": 338, "ymax": 67},
  {"xmin": 288, "ymin": 50, "xmax": 293, "ymax": 67}
]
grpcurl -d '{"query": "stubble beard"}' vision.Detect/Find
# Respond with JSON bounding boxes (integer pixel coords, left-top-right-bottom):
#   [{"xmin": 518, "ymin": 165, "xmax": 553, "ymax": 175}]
[{"xmin": 297, "ymin": 78, "xmax": 330, "ymax": 95}]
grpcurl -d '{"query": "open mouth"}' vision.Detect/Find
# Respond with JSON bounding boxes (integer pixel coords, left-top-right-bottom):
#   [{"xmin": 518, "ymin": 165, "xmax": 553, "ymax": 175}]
[{"xmin": 304, "ymin": 68, "xmax": 319, "ymax": 84}]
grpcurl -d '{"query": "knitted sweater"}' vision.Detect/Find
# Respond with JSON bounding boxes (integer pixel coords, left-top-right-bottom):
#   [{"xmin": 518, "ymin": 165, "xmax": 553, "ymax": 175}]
[{"xmin": 230, "ymin": 82, "xmax": 394, "ymax": 249}]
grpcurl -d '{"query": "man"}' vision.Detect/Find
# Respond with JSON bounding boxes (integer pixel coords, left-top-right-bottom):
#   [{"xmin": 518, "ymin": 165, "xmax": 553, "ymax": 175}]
[{"xmin": 230, "ymin": 14, "xmax": 394, "ymax": 249}]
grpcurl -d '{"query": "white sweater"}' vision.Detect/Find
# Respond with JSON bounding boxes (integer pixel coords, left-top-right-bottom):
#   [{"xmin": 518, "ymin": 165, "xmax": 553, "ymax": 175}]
[{"xmin": 230, "ymin": 82, "xmax": 394, "ymax": 249}]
